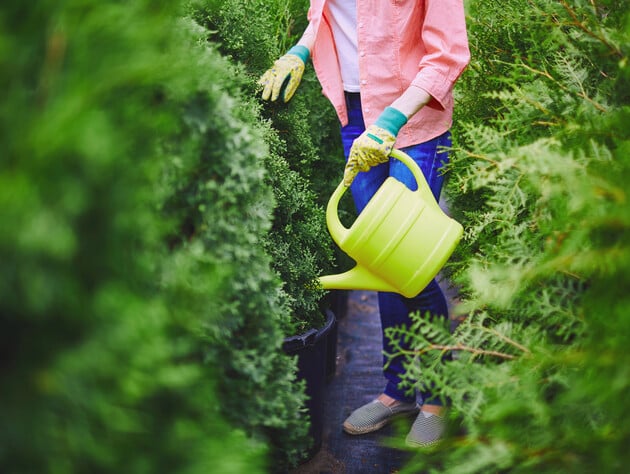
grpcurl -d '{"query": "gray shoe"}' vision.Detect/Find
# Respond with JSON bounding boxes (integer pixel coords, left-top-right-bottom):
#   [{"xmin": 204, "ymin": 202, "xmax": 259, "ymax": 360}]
[
  {"xmin": 405, "ymin": 411, "xmax": 446, "ymax": 447},
  {"xmin": 343, "ymin": 399, "xmax": 419, "ymax": 435}
]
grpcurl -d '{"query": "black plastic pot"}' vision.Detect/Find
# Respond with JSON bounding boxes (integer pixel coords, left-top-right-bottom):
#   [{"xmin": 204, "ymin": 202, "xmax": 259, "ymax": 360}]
[
  {"xmin": 283, "ymin": 309, "xmax": 336, "ymax": 459},
  {"xmin": 325, "ymin": 313, "xmax": 338, "ymax": 382},
  {"xmin": 326, "ymin": 289, "xmax": 349, "ymax": 320}
]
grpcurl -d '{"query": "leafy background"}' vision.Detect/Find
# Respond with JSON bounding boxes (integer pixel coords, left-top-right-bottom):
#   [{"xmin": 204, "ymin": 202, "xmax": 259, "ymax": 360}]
[
  {"xmin": 2, "ymin": 0, "xmax": 628, "ymax": 473},
  {"xmin": 0, "ymin": 0, "xmax": 334, "ymax": 471},
  {"xmin": 392, "ymin": 1, "xmax": 630, "ymax": 472}
]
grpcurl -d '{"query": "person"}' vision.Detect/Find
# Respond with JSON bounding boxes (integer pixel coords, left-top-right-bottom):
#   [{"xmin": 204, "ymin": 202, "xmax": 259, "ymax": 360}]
[{"xmin": 259, "ymin": 0, "xmax": 469, "ymax": 447}]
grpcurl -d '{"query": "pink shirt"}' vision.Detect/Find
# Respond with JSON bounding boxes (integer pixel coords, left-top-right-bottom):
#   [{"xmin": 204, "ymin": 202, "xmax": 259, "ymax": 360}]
[{"xmin": 307, "ymin": 0, "xmax": 470, "ymax": 147}]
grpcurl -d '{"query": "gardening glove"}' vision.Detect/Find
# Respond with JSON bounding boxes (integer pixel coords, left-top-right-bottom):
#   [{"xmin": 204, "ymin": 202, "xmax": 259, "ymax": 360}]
[
  {"xmin": 259, "ymin": 45, "xmax": 310, "ymax": 103},
  {"xmin": 343, "ymin": 106, "xmax": 408, "ymax": 187}
]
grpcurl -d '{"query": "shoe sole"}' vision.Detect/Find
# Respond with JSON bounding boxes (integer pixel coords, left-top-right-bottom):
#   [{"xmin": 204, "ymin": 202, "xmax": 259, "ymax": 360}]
[{"xmin": 342, "ymin": 408, "xmax": 419, "ymax": 435}]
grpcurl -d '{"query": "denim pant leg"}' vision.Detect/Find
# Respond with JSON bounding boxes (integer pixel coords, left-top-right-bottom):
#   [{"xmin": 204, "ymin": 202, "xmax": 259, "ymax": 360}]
[
  {"xmin": 380, "ymin": 138, "xmax": 452, "ymax": 405},
  {"xmin": 340, "ymin": 93, "xmax": 451, "ymax": 405}
]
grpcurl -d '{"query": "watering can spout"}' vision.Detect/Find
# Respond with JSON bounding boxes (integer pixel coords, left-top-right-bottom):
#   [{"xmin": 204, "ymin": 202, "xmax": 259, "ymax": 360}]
[{"xmin": 318, "ymin": 265, "xmax": 398, "ymax": 293}]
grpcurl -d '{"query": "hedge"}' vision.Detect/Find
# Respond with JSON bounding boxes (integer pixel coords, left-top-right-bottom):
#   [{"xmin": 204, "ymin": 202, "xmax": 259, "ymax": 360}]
[
  {"xmin": 0, "ymin": 0, "xmax": 317, "ymax": 471},
  {"xmin": 392, "ymin": 1, "xmax": 630, "ymax": 472}
]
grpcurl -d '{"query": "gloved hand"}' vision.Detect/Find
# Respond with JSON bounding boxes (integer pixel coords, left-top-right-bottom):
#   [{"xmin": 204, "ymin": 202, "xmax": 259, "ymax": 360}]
[
  {"xmin": 258, "ymin": 45, "xmax": 310, "ymax": 103},
  {"xmin": 343, "ymin": 106, "xmax": 408, "ymax": 186}
]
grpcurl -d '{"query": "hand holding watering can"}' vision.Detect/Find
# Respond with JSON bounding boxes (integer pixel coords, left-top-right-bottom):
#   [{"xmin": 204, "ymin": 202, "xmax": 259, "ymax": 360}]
[{"xmin": 343, "ymin": 107, "xmax": 407, "ymax": 187}]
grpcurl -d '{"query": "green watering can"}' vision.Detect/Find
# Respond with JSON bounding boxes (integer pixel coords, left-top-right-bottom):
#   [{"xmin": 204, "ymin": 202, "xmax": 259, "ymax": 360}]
[{"xmin": 318, "ymin": 149, "xmax": 463, "ymax": 298}]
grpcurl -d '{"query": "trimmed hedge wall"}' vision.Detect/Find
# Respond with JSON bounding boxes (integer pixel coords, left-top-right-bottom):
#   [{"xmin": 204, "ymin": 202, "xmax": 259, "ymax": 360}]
[
  {"xmin": 191, "ymin": 0, "xmax": 354, "ymax": 309},
  {"xmin": 0, "ymin": 0, "xmax": 322, "ymax": 471}
]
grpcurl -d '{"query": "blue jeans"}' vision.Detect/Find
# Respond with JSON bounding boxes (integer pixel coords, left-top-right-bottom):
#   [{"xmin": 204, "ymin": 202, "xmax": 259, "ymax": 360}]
[{"xmin": 341, "ymin": 92, "xmax": 450, "ymax": 405}]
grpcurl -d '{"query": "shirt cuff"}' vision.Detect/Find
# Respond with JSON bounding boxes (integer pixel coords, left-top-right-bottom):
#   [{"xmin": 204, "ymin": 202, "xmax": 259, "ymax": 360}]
[
  {"xmin": 374, "ymin": 107, "xmax": 408, "ymax": 136},
  {"xmin": 287, "ymin": 45, "xmax": 310, "ymax": 64},
  {"xmin": 411, "ymin": 70, "xmax": 454, "ymax": 110}
]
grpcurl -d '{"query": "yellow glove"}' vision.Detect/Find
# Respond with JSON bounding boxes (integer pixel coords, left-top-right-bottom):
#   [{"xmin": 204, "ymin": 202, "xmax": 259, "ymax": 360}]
[
  {"xmin": 259, "ymin": 45, "xmax": 309, "ymax": 103},
  {"xmin": 344, "ymin": 107, "xmax": 408, "ymax": 187}
]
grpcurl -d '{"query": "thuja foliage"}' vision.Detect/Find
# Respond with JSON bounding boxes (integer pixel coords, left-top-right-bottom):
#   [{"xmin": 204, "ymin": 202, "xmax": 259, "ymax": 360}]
[
  {"xmin": 189, "ymin": 0, "xmax": 343, "ymax": 194},
  {"xmin": 160, "ymin": 24, "xmax": 311, "ymax": 467},
  {"xmin": 391, "ymin": 1, "xmax": 630, "ymax": 472},
  {"xmin": 1, "ymin": 0, "xmax": 311, "ymax": 471},
  {"xmin": 188, "ymin": 0, "xmax": 341, "ymax": 333}
]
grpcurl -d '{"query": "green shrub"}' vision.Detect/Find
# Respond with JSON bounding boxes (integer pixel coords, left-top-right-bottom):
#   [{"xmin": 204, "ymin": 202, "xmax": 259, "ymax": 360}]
[
  {"xmin": 0, "ymin": 1, "xmax": 268, "ymax": 472},
  {"xmin": 0, "ymin": 0, "xmax": 316, "ymax": 471},
  {"xmin": 261, "ymin": 132, "xmax": 335, "ymax": 333},
  {"xmin": 393, "ymin": 1, "xmax": 630, "ymax": 473},
  {"xmin": 189, "ymin": 0, "xmax": 339, "ymax": 333},
  {"xmin": 159, "ymin": 25, "xmax": 311, "ymax": 466}
]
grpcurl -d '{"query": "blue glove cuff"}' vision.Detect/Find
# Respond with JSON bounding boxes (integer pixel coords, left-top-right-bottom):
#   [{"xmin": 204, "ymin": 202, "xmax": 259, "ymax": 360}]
[
  {"xmin": 287, "ymin": 45, "xmax": 310, "ymax": 64},
  {"xmin": 374, "ymin": 107, "xmax": 408, "ymax": 136}
]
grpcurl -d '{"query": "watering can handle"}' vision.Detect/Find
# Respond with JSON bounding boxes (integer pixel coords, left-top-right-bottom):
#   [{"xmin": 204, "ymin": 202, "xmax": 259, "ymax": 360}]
[
  {"xmin": 326, "ymin": 148, "xmax": 441, "ymax": 246},
  {"xmin": 389, "ymin": 149, "xmax": 442, "ymax": 212}
]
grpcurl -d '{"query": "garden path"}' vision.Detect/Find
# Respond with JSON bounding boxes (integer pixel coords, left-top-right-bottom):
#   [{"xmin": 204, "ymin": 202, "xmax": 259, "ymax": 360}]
[{"xmin": 290, "ymin": 290, "xmax": 415, "ymax": 474}]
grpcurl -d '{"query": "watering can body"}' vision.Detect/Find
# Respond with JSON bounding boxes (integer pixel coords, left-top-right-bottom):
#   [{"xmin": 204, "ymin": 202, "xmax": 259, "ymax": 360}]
[{"xmin": 318, "ymin": 149, "xmax": 463, "ymax": 298}]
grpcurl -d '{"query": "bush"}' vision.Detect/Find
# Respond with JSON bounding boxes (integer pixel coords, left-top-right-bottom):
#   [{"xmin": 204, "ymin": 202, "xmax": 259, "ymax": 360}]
[
  {"xmin": 393, "ymin": 1, "xmax": 630, "ymax": 472},
  {"xmin": 189, "ymin": 0, "xmax": 340, "ymax": 333},
  {"xmin": 0, "ymin": 0, "xmax": 312, "ymax": 471},
  {"xmin": 159, "ymin": 23, "xmax": 311, "ymax": 466}
]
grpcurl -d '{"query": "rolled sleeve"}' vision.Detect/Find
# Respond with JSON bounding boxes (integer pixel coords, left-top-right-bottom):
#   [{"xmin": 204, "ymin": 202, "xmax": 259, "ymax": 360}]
[{"xmin": 411, "ymin": 0, "xmax": 470, "ymax": 109}]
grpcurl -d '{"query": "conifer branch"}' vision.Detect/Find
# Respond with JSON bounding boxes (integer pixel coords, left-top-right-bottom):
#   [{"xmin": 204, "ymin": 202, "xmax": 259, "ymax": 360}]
[
  {"xmin": 473, "ymin": 325, "xmax": 532, "ymax": 354},
  {"xmin": 558, "ymin": 0, "xmax": 623, "ymax": 58},
  {"xmin": 405, "ymin": 344, "xmax": 517, "ymax": 360},
  {"xmin": 577, "ymin": 94, "xmax": 607, "ymax": 113},
  {"xmin": 560, "ymin": 269, "xmax": 583, "ymax": 280},
  {"xmin": 515, "ymin": 61, "xmax": 608, "ymax": 113},
  {"xmin": 534, "ymin": 120, "xmax": 562, "ymax": 127},
  {"xmin": 457, "ymin": 149, "xmax": 502, "ymax": 167},
  {"xmin": 517, "ymin": 89, "xmax": 554, "ymax": 116}
]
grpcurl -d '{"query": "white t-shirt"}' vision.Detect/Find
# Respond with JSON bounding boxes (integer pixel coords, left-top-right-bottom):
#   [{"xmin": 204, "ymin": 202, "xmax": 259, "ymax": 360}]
[{"xmin": 327, "ymin": 0, "xmax": 360, "ymax": 92}]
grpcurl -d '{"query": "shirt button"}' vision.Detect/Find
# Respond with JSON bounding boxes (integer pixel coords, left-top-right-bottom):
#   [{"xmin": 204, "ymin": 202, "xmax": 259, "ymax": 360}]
[
  {"xmin": 358, "ymin": 22, "xmax": 364, "ymax": 28},
  {"xmin": 360, "ymin": 51, "xmax": 366, "ymax": 57},
  {"xmin": 365, "ymin": 108, "xmax": 371, "ymax": 114}
]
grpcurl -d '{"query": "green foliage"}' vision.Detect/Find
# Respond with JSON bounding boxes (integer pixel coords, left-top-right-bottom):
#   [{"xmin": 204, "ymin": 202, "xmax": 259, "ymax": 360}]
[
  {"xmin": 393, "ymin": 1, "xmax": 630, "ymax": 472},
  {"xmin": 188, "ymin": 0, "xmax": 332, "ymax": 186},
  {"xmin": 159, "ymin": 25, "xmax": 311, "ymax": 466},
  {"xmin": 189, "ymin": 0, "xmax": 340, "ymax": 333},
  {"xmin": 261, "ymin": 135, "xmax": 334, "ymax": 333},
  {"xmin": 0, "ymin": 1, "xmax": 269, "ymax": 472},
  {"xmin": 0, "ymin": 0, "xmax": 316, "ymax": 471}
]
